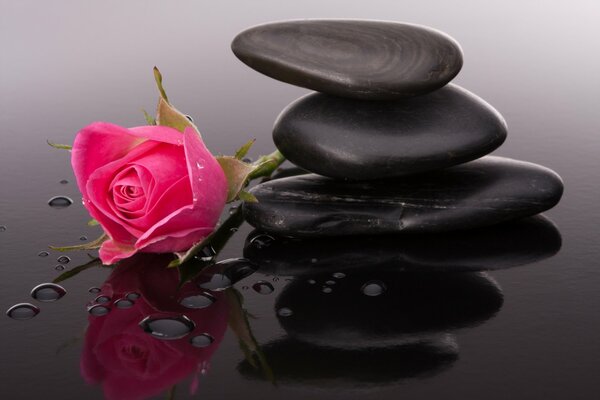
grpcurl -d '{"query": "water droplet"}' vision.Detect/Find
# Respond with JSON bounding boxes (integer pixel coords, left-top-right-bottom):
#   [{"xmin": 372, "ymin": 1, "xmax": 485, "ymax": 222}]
[
  {"xmin": 54, "ymin": 264, "xmax": 65, "ymax": 271},
  {"xmin": 88, "ymin": 304, "xmax": 110, "ymax": 316},
  {"xmin": 307, "ymin": 279, "xmax": 316, "ymax": 285},
  {"xmin": 361, "ymin": 280, "xmax": 387, "ymax": 297},
  {"xmin": 325, "ymin": 280, "xmax": 336, "ymax": 285},
  {"xmin": 6, "ymin": 303, "xmax": 40, "ymax": 320},
  {"xmin": 94, "ymin": 295, "xmax": 111, "ymax": 304},
  {"xmin": 195, "ymin": 245, "xmax": 216, "ymax": 262},
  {"xmin": 322, "ymin": 286, "xmax": 333, "ymax": 294},
  {"xmin": 195, "ymin": 161, "xmax": 205, "ymax": 169},
  {"xmin": 332, "ymin": 272, "xmax": 346, "ymax": 279},
  {"xmin": 272, "ymin": 277, "xmax": 279, "ymax": 282},
  {"xmin": 48, "ymin": 196, "xmax": 73, "ymax": 208},
  {"xmin": 252, "ymin": 281, "xmax": 274, "ymax": 295},
  {"xmin": 139, "ymin": 315, "xmax": 195, "ymax": 340},
  {"xmin": 38, "ymin": 251, "xmax": 50, "ymax": 257},
  {"xmin": 115, "ymin": 298, "xmax": 134, "ymax": 309},
  {"xmin": 0, "ymin": 225, "xmax": 6, "ymax": 232},
  {"xmin": 57, "ymin": 255, "xmax": 71, "ymax": 264},
  {"xmin": 196, "ymin": 258, "xmax": 257, "ymax": 291},
  {"xmin": 176, "ymin": 139, "xmax": 183, "ymax": 146},
  {"xmin": 277, "ymin": 307, "xmax": 293, "ymax": 317},
  {"xmin": 31, "ymin": 283, "xmax": 66, "ymax": 302},
  {"xmin": 88, "ymin": 287, "xmax": 101, "ymax": 294},
  {"xmin": 185, "ymin": 115, "xmax": 194, "ymax": 122},
  {"xmin": 126, "ymin": 292, "xmax": 140, "ymax": 300},
  {"xmin": 79, "ymin": 235, "xmax": 88, "ymax": 241},
  {"xmin": 59, "ymin": 179, "xmax": 69, "ymax": 184},
  {"xmin": 180, "ymin": 292, "xmax": 216, "ymax": 309},
  {"xmin": 190, "ymin": 333, "xmax": 214, "ymax": 348},
  {"xmin": 250, "ymin": 233, "xmax": 275, "ymax": 249},
  {"xmin": 230, "ymin": 227, "xmax": 238, "ymax": 233},
  {"xmin": 242, "ymin": 157, "xmax": 253, "ymax": 163},
  {"xmin": 310, "ymin": 258, "xmax": 318, "ymax": 263}
]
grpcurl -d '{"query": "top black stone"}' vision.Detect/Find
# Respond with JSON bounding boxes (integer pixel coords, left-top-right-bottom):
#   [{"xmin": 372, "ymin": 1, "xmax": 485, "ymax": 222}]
[{"xmin": 232, "ymin": 20, "xmax": 463, "ymax": 100}]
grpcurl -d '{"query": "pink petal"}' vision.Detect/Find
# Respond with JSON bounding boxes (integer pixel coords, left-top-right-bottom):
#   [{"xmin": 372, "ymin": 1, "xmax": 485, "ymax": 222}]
[
  {"xmin": 133, "ymin": 128, "xmax": 227, "ymax": 252},
  {"xmin": 99, "ymin": 239, "xmax": 138, "ymax": 265}
]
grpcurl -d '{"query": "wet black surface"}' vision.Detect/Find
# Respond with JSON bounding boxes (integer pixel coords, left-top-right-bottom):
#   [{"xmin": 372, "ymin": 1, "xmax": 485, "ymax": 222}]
[{"xmin": 1, "ymin": 2, "xmax": 599, "ymax": 400}]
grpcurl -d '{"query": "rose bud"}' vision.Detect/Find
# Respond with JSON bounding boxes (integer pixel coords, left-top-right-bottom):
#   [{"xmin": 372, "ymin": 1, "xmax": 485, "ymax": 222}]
[{"xmin": 71, "ymin": 122, "xmax": 227, "ymax": 264}]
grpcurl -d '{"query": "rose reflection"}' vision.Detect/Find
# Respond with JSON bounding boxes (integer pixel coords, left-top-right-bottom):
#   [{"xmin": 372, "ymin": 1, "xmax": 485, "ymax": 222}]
[{"xmin": 80, "ymin": 254, "xmax": 229, "ymax": 400}]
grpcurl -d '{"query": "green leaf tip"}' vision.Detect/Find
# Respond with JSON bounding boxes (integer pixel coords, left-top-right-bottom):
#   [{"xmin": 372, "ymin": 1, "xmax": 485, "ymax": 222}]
[
  {"xmin": 142, "ymin": 109, "xmax": 156, "ymax": 125},
  {"xmin": 47, "ymin": 140, "xmax": 72, "ymax": 151},
  {"xmin": 235, "ymin": 139, "xmax": 256, "ymax": 160},
  {"xmin": 153, "ymin": 66, "xmax": 169, "ymax": 103}
]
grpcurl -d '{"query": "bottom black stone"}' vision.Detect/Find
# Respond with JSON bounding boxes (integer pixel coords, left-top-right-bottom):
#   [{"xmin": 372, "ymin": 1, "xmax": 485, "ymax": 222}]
[{"xmin": 244, "ymin": 156, "xmax": 563, "ymax": 236}]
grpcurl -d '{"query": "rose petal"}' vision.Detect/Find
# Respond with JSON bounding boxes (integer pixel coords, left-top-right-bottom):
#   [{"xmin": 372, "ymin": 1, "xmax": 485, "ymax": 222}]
[
  {"xmin": 133, "ymin": 128, "xmax": 227, "ymax": 252},
  {"xmin": 99, "ymin": 239, "xmax": 138, "ymax": 265}
]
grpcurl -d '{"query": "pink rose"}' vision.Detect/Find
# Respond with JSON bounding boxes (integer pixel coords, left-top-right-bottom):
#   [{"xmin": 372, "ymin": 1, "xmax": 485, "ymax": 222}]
[
  {"xmin": 81, "ymin": 254, "xmax": 229, "ymax": 400},
  {"xmin": 72, "ymin": 122, "xmax": 227, "ymax": 264}
]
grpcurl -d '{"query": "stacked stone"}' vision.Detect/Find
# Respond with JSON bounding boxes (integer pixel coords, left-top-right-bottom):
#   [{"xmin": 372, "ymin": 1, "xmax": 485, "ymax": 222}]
[{"xmin": 232, "ymin": 20, "xmax": 563, "ymax": 237}]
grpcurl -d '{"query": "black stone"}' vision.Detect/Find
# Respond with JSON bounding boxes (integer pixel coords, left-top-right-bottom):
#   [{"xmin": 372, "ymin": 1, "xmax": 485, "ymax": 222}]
[
  {"xmin": 243, "ymin": 156, "xmax": 564, "ymax": 236},
  {"xmin": 274, "ymin": 270, "xmax": 503, "ymax": 348},
  {"xmin": 243, "ymin": 215, "xmax": 561, "ymax": 275},
  {"xmin": 273, "ymin": 85, "xmax": 507, "ymax": 180},
  {"xmin": 232, "ymin": 20, "xmax": 463, "ymax": 100}
]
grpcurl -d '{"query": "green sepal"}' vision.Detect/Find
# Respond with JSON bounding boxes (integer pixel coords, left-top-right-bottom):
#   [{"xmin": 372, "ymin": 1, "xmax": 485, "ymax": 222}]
[
  {"xmin": 49, "ymin": 233, "xmax": 108, "ymax": 252},
  {"xmin": 234, "ymin": 139, "xmax": 255, "ymax": 160},
  {"xmin": 153, "ymin": 67, "xmax": 198, "ymax": 134},
  {"xmin": 238, "ymin": 190, "xmax": 258, "ymax": 203},
  {"xmin": 87, "ymin": 219, "xmax": 100, "ymax": 226},
  {"xmin": 217, "ymin": 156, "xmax": 272, "ymax": 203},
  {"xmin": 47, "ymin": 140, "xmax": 72, "ymax": 150},
  {"xmin": 142, "ymin": 109, "xmax": 156, "ymax": 125}
]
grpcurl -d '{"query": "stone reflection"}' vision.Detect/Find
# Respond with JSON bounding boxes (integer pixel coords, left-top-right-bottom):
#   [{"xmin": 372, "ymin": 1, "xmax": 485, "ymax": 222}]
[
  {"xmin": 244, "ymin": 215, "xmax": 561, "ymax": 276},
  {"xmin": 80, "ymin": 254, "xmax": 229, "ymax": 400},
  {"xmin": 239, "ymin": 267, "xmax": 503, "ymax": 388}
]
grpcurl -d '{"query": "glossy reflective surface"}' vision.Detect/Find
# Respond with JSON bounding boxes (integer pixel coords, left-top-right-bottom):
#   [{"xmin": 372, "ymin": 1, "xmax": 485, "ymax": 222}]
[{"xmin": 1, "ymin": 1, "xmax": 599, "ymax": 399}]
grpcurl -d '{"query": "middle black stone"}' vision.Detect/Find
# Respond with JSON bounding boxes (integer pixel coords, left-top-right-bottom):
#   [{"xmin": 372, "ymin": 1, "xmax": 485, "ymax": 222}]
[{"xmin": 273, "ymin": 84, "xmax": 507, "ymax": 180}]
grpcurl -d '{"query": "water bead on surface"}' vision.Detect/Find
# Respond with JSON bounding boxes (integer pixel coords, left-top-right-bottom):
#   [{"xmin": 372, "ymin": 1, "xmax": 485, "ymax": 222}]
[
  {"xmin": 54, "ymin": 264, "xmax": 65, "ymax": 271},
  {"xmin": 6, "ymin": 303, "xmax": 40, "ymax": 320},
  {"xmin": 37, "ymin": 251, "xmax": 50, "ymax": 257},
  {"xmin": 249, "ymin": 233, "xmax": 275, "ymax": 249},
  {"xmin": 30, "ymin": 283, "xmax": 66, "ymax": 302},
  {"xmin": 88, "ymin": 287, "xmax": 101, "ymax": 294},
  {"xmin": 139, "ymin": 315, "xmax": 195, "ymax": 340},
  {"xmin": 179, "ymin": 293, "xmax": 216, "ymax": 309},
  {"xmin": 190, "ymin": 333, "xmax": 215, "ymax": 348},
  {"xmin": 332, "ymin": 272, "xmax": 346, "ymax": 279},
  {"xmin": 88, "ymin": 304, "xmax": 110, "ymax": 316},
  {"xmin": 47, "ymin": 196, "xmax": 73, "ymax": 208},
  {"xmin": 361, "ymin": 280, "xmax": 387, "ymax": 297},
  {"xmin": 94, "ymin": 295, "xmax": 111, "ymax": 304},
  {"xmin": 322, "ymin": 287, "xmax": 333, "ymax": 294},
  {"xmin": 126, "ymin": 292, "xmax": 141, "ymax": 300},
  {"xmin": 57, "ymin": 255, "xmax": 71, "ymax": 264},
  {"xmin": 59, "ymin": 179, "xmax": 69, "ymax": 184},
  {"xmin": 0, "ymin": 225, "xmax": 7, "ymax": 232},
  {"xmin": 252, "ymin": 280, "xmax": 275, "ymax": 295},
  {"xmin": 115, "ymin": 299, "xmax": 134, "ymax": 309},
  {"xmin": 277, "ymin": 307, "xmax": 294, "ymax": 317}
]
